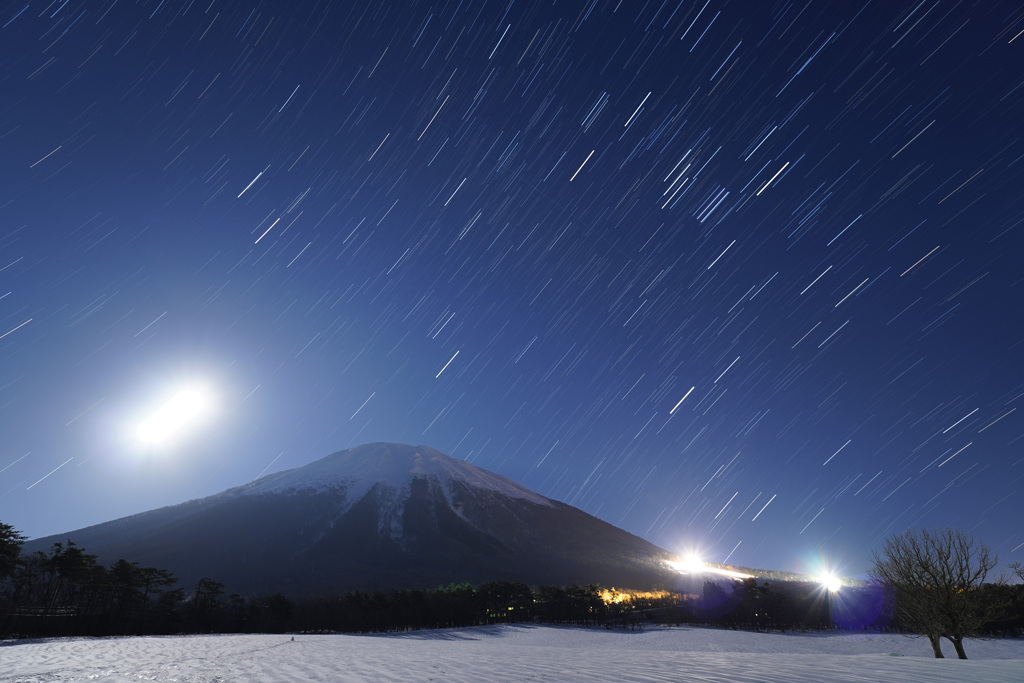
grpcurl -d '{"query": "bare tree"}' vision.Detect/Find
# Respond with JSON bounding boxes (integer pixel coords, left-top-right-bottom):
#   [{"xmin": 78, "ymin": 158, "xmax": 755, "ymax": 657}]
[
  {"xmin": 871, "ymin": 528, "xmax": 997, "ymax": 659},
  {"xmin": 1010, "ymin": 562, "xmax": 1024, "ymax": 583}
]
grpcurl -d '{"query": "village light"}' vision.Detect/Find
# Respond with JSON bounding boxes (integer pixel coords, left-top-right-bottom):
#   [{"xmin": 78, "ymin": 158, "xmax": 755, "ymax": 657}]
[{"xmin": 820, "ymin": 573, "xmax": 842, "ymax": 593}]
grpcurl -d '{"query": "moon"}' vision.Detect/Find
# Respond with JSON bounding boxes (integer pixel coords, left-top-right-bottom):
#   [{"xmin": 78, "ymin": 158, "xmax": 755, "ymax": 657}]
[{"xmin": 136, "ymin": 383, "xmax": 217, "ymax": 448}]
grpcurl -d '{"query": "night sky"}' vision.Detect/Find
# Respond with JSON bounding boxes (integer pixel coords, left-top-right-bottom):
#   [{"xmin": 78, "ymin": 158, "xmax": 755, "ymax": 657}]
[{"xmin": 2, "ymin": 0, "xmax": 1022, "ymax": 578}]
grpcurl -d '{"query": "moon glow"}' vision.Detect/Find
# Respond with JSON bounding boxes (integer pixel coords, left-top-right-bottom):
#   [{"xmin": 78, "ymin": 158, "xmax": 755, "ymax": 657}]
[{"xmin": 136, "ymin": 384, "xmax": 216, "ymax": 448}]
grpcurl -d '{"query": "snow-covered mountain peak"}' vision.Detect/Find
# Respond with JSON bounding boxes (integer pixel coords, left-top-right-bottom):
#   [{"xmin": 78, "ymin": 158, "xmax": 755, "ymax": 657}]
[
  {"xmin": 28, "ymin": 442, "xmax": 678, "ymax": 595},
  {"xmin": 238, "ymin": 442, "xmax": 553, "ymax": 507}
]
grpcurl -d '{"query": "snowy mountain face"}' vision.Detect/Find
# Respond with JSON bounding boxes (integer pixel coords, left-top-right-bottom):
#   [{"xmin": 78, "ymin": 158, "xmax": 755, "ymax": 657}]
[
  {"xmin": 27, "ymin": 443, "xmax": 678, "ymax": 596},
  {"xmin": 234, "ymin": 443, "xmax": 553, "ymax": 541},
  {"xmin": 239, "ymin": 443, "xmax": 551, "ymax": 505}
]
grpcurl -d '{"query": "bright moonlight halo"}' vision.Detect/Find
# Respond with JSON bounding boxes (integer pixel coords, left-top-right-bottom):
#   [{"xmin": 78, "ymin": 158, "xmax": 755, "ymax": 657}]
[{"xmin": 136, "ymin": 383, "xmax": 217, "ymax": 448}]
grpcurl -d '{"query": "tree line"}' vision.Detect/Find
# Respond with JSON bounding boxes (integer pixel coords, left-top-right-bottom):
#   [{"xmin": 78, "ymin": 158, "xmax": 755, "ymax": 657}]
[
  {"xmin": 0, "ymin": 522, "xmax": 293, "ymax": 636},
  {"xmin": 3, "ymin": 521, "xmax": 1022, "ymax": 652}
]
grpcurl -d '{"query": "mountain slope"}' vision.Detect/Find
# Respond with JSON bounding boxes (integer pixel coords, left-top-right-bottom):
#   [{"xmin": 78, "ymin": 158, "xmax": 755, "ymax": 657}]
[{"xmin": 27, "ymin": 443, "xmax": 681, "ymax": 596}]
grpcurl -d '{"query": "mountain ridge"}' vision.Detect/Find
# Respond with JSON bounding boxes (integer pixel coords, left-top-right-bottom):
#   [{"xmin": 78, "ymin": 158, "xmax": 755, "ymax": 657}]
[
  {"xmin": 235, "ymin": 442, "xmax": 553, "ymax": 507},
  {"xmin": 27, "ymin": 443, "xmax": 682, "ymax": 596}
]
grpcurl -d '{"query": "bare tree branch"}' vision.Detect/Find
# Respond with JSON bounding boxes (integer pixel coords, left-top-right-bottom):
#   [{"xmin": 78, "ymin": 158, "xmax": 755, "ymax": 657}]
[{"xmin": 871, "ymin": 528, "xmax": 998, "ymax": 659}]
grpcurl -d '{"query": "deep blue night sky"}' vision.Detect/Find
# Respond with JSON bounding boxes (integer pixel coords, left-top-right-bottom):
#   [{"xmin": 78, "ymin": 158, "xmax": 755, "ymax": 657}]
[{"xmin": 2, "ymin": 0, "xmax": 1022, "ymax": 577}]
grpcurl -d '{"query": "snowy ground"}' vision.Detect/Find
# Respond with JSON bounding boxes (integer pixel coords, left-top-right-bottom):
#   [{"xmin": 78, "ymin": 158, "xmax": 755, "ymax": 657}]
[{"xmin": 2, "ymin": 624, "xmax": 1022, "ymax": 682}]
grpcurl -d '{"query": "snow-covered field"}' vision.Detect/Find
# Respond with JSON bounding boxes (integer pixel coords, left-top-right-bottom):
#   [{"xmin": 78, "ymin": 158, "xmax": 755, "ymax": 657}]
[{"xmin": 2, "ymin": 624, "xmax": 1022, "ymax": 682}]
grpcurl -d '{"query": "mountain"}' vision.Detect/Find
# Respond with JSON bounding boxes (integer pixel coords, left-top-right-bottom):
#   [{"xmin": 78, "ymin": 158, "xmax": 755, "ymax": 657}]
[{"xmin": 26, "ymin": 443, "xmax": 682, "ymax": 596}]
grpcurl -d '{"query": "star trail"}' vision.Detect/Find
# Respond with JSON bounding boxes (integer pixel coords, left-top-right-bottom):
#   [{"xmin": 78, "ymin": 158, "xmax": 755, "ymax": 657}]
[{"xmin": 1, "ymin": 0, "xmax": 1022, "ymax": 575}]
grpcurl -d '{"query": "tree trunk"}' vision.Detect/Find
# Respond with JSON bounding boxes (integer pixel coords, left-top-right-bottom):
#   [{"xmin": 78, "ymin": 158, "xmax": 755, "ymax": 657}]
[
  {"xmin": 928, "ymin": 634, "xmax": 944, "ymax": 658},
  {"xmin": 948, "ymin": 635, "xmax": 968, "ymax": 659}
]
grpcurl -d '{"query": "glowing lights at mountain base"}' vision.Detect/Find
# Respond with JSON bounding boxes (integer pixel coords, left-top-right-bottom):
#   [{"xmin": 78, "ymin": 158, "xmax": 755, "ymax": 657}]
[
  {"xmin": 820, "ymin": 573, "xmax": 842, "ymax": 593},
  {"xmin": 665, "ymin": 556, "xmax": 754, "ymax": 579}
]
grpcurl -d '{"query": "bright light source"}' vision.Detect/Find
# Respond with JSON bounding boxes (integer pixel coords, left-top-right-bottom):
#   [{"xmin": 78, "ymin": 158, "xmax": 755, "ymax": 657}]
[
  {"xmin": 683, "ymin": 555, "xmax": 704, "ymax": 572},
  {"xmin": 665, "ymin": 556, "xmax": 704, "ymax": 574},
  {"xmin": 137, "ymin": 383, "xmax": 216, "ymax": 448},
  {"xmin": 665, "ymin": 551, "xmax": 706, "ymax": 575},
  {"xmin": 666, "ymin": 556, "xmax": 754, "ymax": 579},
  {"xmin": 821, "ymin": 573, "xmax": 842, "ymax": 593}
]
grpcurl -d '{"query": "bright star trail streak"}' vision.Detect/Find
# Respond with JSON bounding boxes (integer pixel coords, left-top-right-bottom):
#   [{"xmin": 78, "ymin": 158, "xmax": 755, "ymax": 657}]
[
  {"xmin": 751, "ymin": 494, "xmax": 776, "ymax": 521},
  {"xmin": 254, "ymin": 218, "xmax": 280, "ymax": 244},
  {"xmin": 942, "ymin": 408, "xmax": 979, "ymax": 433},
  {"xmin": 570, "ymin": 150, "xmax": 595, "ymax": 181},
  {"xmin": 134, "ymin": 312, "xmax": 167, "ymax": 337},
  {"xmin": 29, "ymin": 146, "xmax": 61, "ymax": 168},
  {"xmin": 0, "ymin": 319, "xmax": 32, "ymax": 339},
  {"xmin": 901, "ymin": 245, "xmax": 941, "ymax": 276},
  {"xmin": 436, "ymin": 351, "xmax": 459, "ymax": 378},
  {"xmin": 0, "ymin": 453, "xmax": 31, "ymax": 474},
  {"xmin": 817, "ymin": 320, "xmax": 849, "ymax": 348},
  {"xmin": 624, "ymin": 92, "xmax": 652, "ymax": 128},
  {"xmin": 715, "ymin": 491, "xmax": 738, "ymax": 519},
  {"xmin": 26, "ymin": 458, "xmax": 73, "ymax": 490},
  {"xmin": 714, "ymin": 356, "xmax": 740, "ymax": 383},
  {"xmin": 706, "ymin": 240, "xmax": 735, "ymax": 270},
  {"xmin": 418, "ymin": 96, "xmax": 449, "ymax": 141},
  {"xmin": 670, "ymin": 387, "xmax": 695, "ymax": 414},
  {"xmin": 938, "ymin": 442, "xmax": 972, "ymax": 467},
  {"xmin": 350, "ymin": 392, "xmax": 375, "ymax": 419},
  {"xmin": 237, "ymin": 169, "xmax": 265, "ymax": 198},
  {"xmin": 755, "ymin": 161, "xmax": 788, "ymax": 195},
  {"xmin": 823, "ymin": 440, "xmax": 851, "ymax": 466},
  {"xmin": 278, "ymin": 84, "xmax": 300, "ymax": 113},
  {"xmin": 800, "ymin": 266, "xmax": 832, "ymax": 295}
]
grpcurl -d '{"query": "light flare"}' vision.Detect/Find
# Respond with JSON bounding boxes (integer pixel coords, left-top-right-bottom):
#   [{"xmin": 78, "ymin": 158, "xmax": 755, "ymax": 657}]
[
  {"xmin": 665, "ymin": 556, "xmax": 754, "ymax": 579},
  {"xmin": 820, "ymin": 573, "xmax": 842, "ymax": 593}
]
